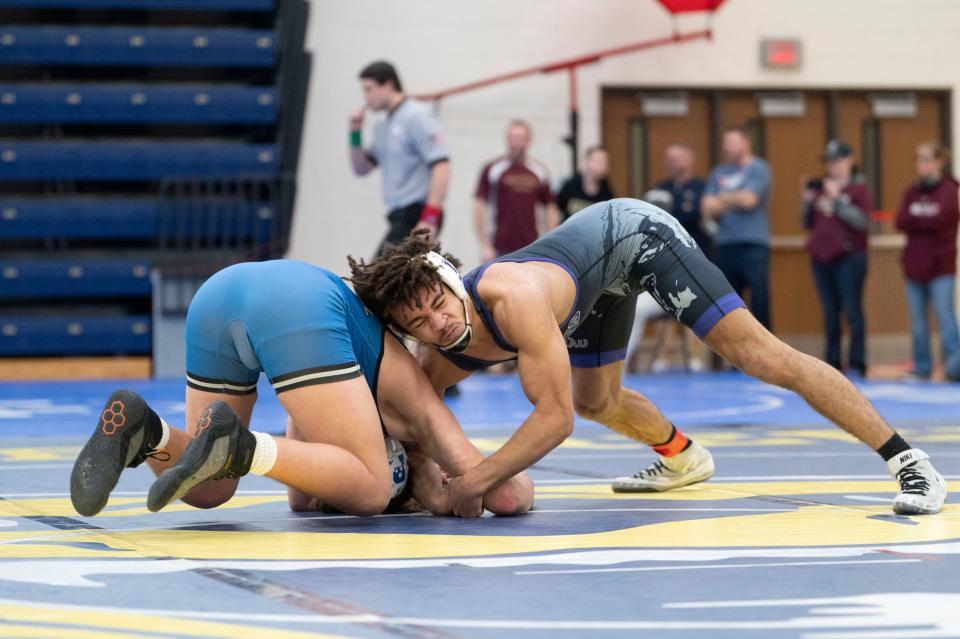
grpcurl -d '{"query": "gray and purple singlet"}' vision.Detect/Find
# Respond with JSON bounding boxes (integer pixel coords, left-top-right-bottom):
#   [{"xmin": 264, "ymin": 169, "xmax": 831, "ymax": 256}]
[{"xmin": 441, "ymin": 197, "xmax": 746, "ymax": 370}]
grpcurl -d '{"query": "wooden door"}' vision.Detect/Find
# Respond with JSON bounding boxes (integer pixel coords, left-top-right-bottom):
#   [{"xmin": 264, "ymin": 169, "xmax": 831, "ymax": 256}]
[
  {"xmin": 644, "ymin": 93, "xmax": 711, "ymax": 186},
  {"xmin": 764, "ymin": 93, "xmax": 828, "ymax": 236},
  {"xmin": 878, "ymin": 93, "xmax": 943, "ymax": 211},
  {"xmin": 601, "ymin": 87, "xmax": 949, "ymax": 346},
  {"xmin": 835, "ymin": 92, "xmax": 944, "ymax": 334},
  {"xmin": 761, "ymin": 93, "xmax": 829, "ymax": 333},
  {"xmin": 601, "ymin": 89, "xmax": 644, "ymax": 198},
  {"xmin": 835, "ymin": 93, "xmax": 873, "ymax": 181},
  {"xmin": 719, "ymin": 92, "xmax": 759, "ymax": 132}
]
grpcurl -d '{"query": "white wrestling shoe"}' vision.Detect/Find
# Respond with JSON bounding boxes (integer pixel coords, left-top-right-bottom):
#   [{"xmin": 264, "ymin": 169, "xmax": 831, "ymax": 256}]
[
  {"xmin": 611, "ymin": 440, "xmax": 715, "ymax": 492},
  {"xmin": 887, "ymin": 448, "xmax": 947, "ymax": 515}
]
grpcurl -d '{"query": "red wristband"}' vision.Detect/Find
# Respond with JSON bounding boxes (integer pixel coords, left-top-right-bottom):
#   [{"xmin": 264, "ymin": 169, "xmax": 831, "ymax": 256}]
[{"xmin": 420, "ymin": 204, "xmax": 442, "ymax": 227}]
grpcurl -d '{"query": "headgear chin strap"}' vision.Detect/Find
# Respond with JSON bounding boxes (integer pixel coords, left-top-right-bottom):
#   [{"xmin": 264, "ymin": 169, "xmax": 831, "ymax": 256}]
[{"xmin": 421, "ymin": 251, "xmax": 472, "ymax": 353}]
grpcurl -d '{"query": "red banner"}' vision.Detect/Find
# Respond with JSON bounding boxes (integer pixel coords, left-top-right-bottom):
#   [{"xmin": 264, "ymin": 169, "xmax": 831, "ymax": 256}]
[{"xmin": 657, "ymin": 0, "xmax": 726, "ymax": 13}]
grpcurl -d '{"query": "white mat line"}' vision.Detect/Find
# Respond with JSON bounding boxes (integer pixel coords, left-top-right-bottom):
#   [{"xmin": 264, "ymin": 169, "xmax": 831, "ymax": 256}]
[
  {"xmin": 3, "ymin": 473, "xmax": 956, "ymax": 498},
  {"xmin": 514, "ymin": 558, "xmax": 919, "ymax": 576},
  {"xmin": 527, "ymin": 507, "xmax": 794, "ymax": 513},
  {"xmin": 544, "ymin": 452, "xmax": 960, "ymax": 459},
  {"xmin": 0, "ymin": 463, "xmax": 72, "ymax": 471},
  {"xmin": 2, "ymin": 455, "xmax": 959, "ymax": 470},
  {"xmin": 0, "ymin": 489, "xmax": 290, "ymax": 498},
  {"xmin": 534, "ymin": 475, "xmax": 960, "ymax": 482}
]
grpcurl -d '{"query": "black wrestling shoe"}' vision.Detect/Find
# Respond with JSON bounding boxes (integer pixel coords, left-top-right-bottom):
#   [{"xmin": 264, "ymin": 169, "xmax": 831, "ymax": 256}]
[
  {"xmin": 146, "ymin": 401, "xmax": 255, "ymax": 513},
  {"xmin": 70, "ymin": 390, "xmax": 164, "ymax": 517}
]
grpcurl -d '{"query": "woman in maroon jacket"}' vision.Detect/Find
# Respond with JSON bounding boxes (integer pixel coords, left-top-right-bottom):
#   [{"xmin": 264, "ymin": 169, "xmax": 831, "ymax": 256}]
[
  {"xmin": 896, "ymin": 141, "xmax": 960, "ymax": 381},
  {"xmin": 803, "ymin": 140, "xmax": 873, "ymax": 377}
]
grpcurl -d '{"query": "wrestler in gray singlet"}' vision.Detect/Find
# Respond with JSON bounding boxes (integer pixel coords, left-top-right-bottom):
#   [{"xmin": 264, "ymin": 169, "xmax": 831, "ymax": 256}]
[{"xmin": 442, "ymin": 198, "xmax": 746, "ymax": 370}]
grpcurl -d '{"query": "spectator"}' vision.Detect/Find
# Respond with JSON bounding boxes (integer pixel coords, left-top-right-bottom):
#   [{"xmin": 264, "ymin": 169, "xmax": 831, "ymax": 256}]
[
  {"xmin": 626, "ymin": 144, "xmax": 711, "ymax": 372},
  {"xmin": 556, "ymin": 146, "xmax": 614, "ymax": 222},
  {"xmin": 349, "ymin": 60, "xmax": 450, "ymax": 255},
  {"xmin": 646, "ymin": 142, "xmax": 713, "ymax": 259},
  {"xmin": 474, "ymin": 120, "xmax": 559, "ymax": 260},
  {"xmin": 802, "ymin": 139, "xmax": 873, "ymax": 378},
  {"xmin": 896, "ymin": 140, "xmax": 960, "ymax": 381},
  {"xmin": 701, "ymin": 127, "xmax": 773, "ymax": 329}
]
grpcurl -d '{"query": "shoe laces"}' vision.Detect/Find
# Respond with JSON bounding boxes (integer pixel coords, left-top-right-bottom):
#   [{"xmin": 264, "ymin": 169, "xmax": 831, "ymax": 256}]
[
  {"xmin": 632, "ymin": 460, "xmax": 668, "ymax": 479},
  {"xmin": 896, "ymin": 462, "xmax": 930, "ymax": 495},
  {"xmin": 145, "ymin": 449, "xmax": 171, "ymax": 463},
  {"xmin": 127, "ymin": 448, "xmax": 170, "ymax": 468}
]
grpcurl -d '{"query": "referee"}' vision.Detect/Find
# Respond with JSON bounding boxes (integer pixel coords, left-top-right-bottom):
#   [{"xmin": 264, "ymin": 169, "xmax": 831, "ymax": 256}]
[{"xmin": 349, "ymin": 60, "xmax": 451, "ymax": 255}]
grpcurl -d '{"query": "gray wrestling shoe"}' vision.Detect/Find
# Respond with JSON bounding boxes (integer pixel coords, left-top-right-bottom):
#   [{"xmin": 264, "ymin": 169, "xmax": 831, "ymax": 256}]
[
  {"xmin": 70, "ymin": 390, "xmax": 165, "ymax": 517},
  {"xmin": 887, "ymin": 448, "xmax": 947, "ymax": 515},
  {"xmin": 147, "ymin": 401, "xmax": 255, "ymax": 512},
  {"xmin": 611, "ymin": 440, "xmax": 715, "ymax": 492}
]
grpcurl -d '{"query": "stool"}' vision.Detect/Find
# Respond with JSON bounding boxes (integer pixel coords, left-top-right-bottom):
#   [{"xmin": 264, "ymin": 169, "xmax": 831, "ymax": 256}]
[{"xmin": 631, "ymin": 312, "xmax": 693, "ymax": 373}]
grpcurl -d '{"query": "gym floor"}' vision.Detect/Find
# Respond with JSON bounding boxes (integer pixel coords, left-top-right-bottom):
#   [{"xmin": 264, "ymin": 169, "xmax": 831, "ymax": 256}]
[{"xmin": 0, "ymin": 372, "xmax": 958, "ymax": 638}]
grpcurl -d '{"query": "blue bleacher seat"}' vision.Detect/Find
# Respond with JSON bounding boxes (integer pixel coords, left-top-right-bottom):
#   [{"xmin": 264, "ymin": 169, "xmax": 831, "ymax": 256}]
[
  {"xmin": 0, "ymin": 258, "xmax": 151, "ymax": 298},
  {"xmin": 0, "ymin": 198, "xmax": 276, "ymax": 243},
  {"xmin": 0, "ymin": 27, "xmax": 275, "ymax": 67},
  {"xmin": 0, "ymin": 142, "xmax": 277, "ymax": 181},
  {"xmin": 0, "ymin": 0, "xmax": 273, "ymax": 9},
  {"xmin": 0, "ymin": 85, "xmax": 277, "ymax": 124},
  {"xmin": 0, "ymin": 0, "xmax": 302, "ymax": 362},
  {"xmin": 0, "ymin": 200, "xmax": 157, "ymax": 239},
  {"xmin": 0, "ymin": 315, "xmax": 151, "ymax": 355}
]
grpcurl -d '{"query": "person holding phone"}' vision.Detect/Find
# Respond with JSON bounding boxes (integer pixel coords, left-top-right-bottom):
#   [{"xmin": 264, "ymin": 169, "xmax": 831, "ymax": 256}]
[{"xmin": 802, "ymin": 140, "xmax": 873, "ymax": 378}]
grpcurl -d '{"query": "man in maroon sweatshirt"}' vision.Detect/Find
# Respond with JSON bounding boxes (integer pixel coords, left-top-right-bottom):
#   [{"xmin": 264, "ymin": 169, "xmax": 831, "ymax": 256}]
[{"xmin": 896, "ymin": 141, "xmax": 960, "ymax": 381}]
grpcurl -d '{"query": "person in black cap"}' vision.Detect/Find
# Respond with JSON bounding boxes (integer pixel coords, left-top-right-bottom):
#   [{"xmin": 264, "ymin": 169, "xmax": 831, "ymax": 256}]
[{"xmin": 801, "ymin": 139, "xmax": 874, "ymax": 377}]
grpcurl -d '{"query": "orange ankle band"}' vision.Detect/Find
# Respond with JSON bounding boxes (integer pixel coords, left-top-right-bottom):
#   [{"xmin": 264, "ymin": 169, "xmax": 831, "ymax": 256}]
[{"xmin": 652, "ymin": 428, "xmax": 690, "ymax": 457}]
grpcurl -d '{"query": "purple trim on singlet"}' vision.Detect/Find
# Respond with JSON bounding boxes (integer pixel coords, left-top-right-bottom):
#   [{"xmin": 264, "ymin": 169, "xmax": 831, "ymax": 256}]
[
  {"xmin": 465, "ymin": 257, "xmax": 581, "ymax": 345},
  {"xmin": 569, "ymin": 347, "xmax": 628, "ymax": 369},
  {"xmin": 691, "ymin": 292, "xmax": 746, "ymax": 339},
  {"xmin": 465, "ymin": 262, "xmax": 517, "ymax": 353},
  {"xmin": 436, "ymin": 348, "xmax": 516, "ymax": 372}
]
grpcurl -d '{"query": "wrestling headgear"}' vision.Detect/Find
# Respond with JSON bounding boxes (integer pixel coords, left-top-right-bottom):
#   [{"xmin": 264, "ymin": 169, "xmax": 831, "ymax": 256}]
[{"xmin": 419, "ymin": 251, "xmax": 473, "ymax": 353}]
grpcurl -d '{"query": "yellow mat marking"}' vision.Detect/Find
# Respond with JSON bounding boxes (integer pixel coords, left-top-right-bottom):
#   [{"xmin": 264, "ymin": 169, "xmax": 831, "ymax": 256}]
[
  {"xmin": 0, "ymin": 602, "xmax": 346, "ymax": 639},
  {"xmin": 1, "ymin": 495, "xmax": 957, "ymax": 560}
]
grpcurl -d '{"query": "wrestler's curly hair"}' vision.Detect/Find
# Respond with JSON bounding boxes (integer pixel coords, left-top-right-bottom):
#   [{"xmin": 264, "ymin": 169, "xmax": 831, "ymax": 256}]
[{"xmin": 347, "ymin": 228, "xmax": 463, "ymax": 322}]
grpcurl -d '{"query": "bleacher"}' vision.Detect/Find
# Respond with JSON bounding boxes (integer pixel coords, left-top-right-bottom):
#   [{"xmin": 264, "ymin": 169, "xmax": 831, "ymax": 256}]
[
  {"xmin": 0, "ymin": 0, "xmax": 310, "ymax": 363},
  {"xmin": 0, "ymin": 26, "xmax": 276, "ymax": 67},
  {"xmin": 0, "ymin": 1, "xmax": 274, "ymax": 9},
  {"xmin": 0, "ymin": 85, "xmax": 278, "ymax": 123}
]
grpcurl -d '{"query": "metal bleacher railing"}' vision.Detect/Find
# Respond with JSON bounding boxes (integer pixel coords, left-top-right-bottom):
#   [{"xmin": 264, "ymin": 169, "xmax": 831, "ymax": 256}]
[{"xmin": 0, "ymin": 0, "xmax": 311, "ymax": 365}]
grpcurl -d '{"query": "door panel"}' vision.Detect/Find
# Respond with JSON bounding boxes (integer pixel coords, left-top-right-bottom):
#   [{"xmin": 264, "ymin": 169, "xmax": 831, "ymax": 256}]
[
  {"xmin": 601, "ymin": 89, "xmax": 643, "ymax": 198},
  {"xmin": 600, "ymin": 87, "xmax": 948, "ymax": 347},
  {"xmin": 764, "ymin": 93, "xmax": 827, "ymax": 236},
  {"xmin": 836, "ymin": 93, "xmax": 873, "ymax": 179},
  {"xmin": 719, "ymin": 93, "xmax": 758, "ymax": 132},
  {"xmin": 645, "ymin": 93, "xmax": 711, "ymax": 186},
  {"xmin": 879, "ymin": 93, "xmax": 942, "ymax": 212}
]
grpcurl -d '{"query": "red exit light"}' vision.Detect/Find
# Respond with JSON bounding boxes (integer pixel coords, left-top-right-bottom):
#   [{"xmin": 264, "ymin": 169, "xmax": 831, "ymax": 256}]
[{"xmin": 762, "ymin": 39, "xmax": 801, "ymax": 69}]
